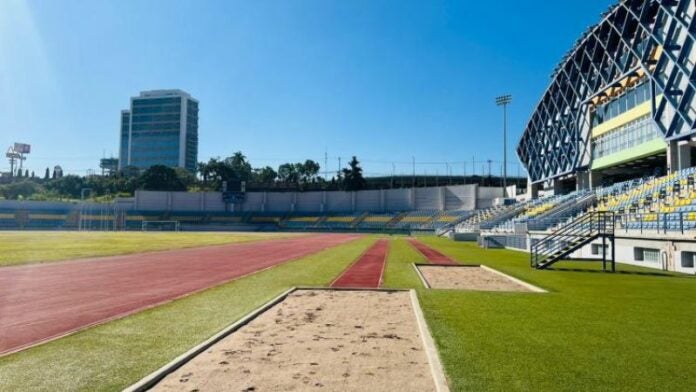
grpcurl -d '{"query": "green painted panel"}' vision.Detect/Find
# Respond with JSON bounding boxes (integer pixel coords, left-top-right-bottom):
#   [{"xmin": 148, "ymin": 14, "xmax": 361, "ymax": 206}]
[{"xmin": 591, "ymin": 138, "xmax": 667, "ymax": 170}]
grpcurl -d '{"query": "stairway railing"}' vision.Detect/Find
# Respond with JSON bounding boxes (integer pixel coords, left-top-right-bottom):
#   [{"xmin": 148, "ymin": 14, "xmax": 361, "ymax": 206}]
[{"xmin": 530, "ymin": 211, "xmax": 614, "ymax": 269}]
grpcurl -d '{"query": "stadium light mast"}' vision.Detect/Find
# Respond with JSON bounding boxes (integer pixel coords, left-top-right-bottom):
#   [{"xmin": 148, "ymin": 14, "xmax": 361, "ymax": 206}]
[{"xmin": 495, "ymin": 94, "xmax": 512, "ymax": 196}]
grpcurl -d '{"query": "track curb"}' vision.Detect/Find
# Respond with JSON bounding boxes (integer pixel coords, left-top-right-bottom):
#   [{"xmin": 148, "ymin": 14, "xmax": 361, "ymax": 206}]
[{"xmin": 410, "ymin": 289, "xmax": 451, "ymax": 392}]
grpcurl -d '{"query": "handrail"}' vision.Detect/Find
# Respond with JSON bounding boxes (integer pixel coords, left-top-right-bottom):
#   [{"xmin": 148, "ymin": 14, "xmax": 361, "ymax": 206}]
[{"xmin": 531, "ymin": 211, "xmax": 615, "ymax": 268}]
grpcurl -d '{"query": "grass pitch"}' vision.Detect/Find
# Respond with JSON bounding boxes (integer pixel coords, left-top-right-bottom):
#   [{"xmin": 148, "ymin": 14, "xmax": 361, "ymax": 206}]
[
  {"xmin": 0, "ymin": 231, "xmax": 294, "ymax": 267},
  {"xmin": 1, "ymin": 233, "xmax": 695, "ymax": 391}
]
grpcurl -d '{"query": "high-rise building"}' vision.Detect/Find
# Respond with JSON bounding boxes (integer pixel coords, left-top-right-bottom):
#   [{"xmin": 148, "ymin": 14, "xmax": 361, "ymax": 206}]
[{"xmin": 118, "ymin": 89, "xmax": 198, "ymax": 172}]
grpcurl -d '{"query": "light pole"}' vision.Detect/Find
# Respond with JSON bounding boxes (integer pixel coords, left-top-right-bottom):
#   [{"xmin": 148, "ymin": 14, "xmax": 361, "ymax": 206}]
[{"xmin": 496, "ymin": 94, "xmax": 512, "ymax": 195}]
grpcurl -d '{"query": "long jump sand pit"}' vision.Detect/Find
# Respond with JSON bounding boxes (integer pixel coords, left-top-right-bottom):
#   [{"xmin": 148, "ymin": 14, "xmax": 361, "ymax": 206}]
[
  {"xmin": 145, "ymin": 289, "xmax": 445, "ymax": 392},
  {"xmin": 415, "ymin": 264, "xmax": 545, "ymax": 292}
]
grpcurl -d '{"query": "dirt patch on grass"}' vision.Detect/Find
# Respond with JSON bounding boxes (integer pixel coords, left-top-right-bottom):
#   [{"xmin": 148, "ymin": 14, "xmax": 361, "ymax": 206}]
[
  {"xmin": 152, "ymin": 290, "xmax": 436, "ymax": 391},
  {"xmin": 418, "ymin": 265, "xmax": 534, "ymax": 292}
]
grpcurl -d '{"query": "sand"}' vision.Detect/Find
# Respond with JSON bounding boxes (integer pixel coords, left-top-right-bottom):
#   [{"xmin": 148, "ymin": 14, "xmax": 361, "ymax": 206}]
[
  {"xmin": 152, "ymin": 290, "xmax": 437, "ymax": 392},
  {"xmin": 418, "ymin": 265, "xmax": 534, "ymax": 292}
]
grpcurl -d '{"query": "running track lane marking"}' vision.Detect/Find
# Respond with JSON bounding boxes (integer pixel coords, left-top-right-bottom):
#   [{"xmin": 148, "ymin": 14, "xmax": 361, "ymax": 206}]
[
  {"xmin": 330, "ymin": 239, "xmax": 389, "ymax": 288},
  {"xmin": 0, "ymin": 233, "xmax": 361, "ymax": 356},
  {"xmin": 407, "ymin": 238, "xmax": 458, "ymax": 265}
]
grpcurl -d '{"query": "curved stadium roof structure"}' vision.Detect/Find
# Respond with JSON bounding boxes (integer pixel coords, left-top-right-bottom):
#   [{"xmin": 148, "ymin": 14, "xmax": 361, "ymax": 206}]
[{"xmin": 518, "ymin": 0, "xmax": 696, "ymax": 185}]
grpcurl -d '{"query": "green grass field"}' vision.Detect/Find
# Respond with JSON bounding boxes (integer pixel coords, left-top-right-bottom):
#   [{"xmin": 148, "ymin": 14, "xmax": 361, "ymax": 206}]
[
  {"xmin": 0, "ymin": 232, "xmax": 695, "ymax": 391},
  {"xmin": 0, "ymin": 231, "xmax": 295, "ymax": 267}
]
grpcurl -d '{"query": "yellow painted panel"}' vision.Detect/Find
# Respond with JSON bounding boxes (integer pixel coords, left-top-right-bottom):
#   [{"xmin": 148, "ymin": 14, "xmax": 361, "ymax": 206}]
[
  {"xmin": 364, "ymin": 217, "xmax": 391, "ymax": 222},
  {"xmin": 29, "ymin": 214, "xmax": 67, "ymax": 220},
  {"xmin": 591, "ymin": 99, "xmax": 653, "ymax": 138},
  {"xmin": 80, "ymin": 215, "xmax": 113, "ymax": 221},
  {"xmin": 289, "ymin": 217, "xmax": 319, "ymax": 222},
  {"xmin": 401, "ymin": 216, "xmax": 430, "ymax": 222},
  {"xmin": 326, "ymin": 217, "xmax": 355, "ymax": 222}
]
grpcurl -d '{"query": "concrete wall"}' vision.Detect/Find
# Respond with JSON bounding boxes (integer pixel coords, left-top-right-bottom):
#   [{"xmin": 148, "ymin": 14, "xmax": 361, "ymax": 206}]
[
  {"xmin": 569, "ymin": 235, "xmax": 696, "ymax": 275},
  {"xmin": 384, "ymin": 188, "xmax": 411, "ymax": 211},
  {"xmin": 476, "ymin": 187, "xmax": 504, "ymax": 208},
  {"xmin": 127, "ymin": 184, "xmax": 500, "ymax": 213},
  {"xmin": 296, "ymin": 192, "xmax": 323, "ymax": 213},
  {"xmin": 135, "ymin": 190, "xmax": 225, "ymax": 211},
  {"xmin": 445, "ymin": 185, "xmax": 477, "ymax": 210},
  {"xmin": 355, "ymin": 190, "xmax": 381, "ymax": 212},
  {"xmin": 517, "ymin": 232, "xmax": 696, "ymax": 275}
]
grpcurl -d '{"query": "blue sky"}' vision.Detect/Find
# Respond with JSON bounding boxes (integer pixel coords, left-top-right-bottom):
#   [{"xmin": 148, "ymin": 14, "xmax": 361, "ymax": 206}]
[{"xmin": 0, "ymin": 0, "xmax": 614, "ymax": 177}]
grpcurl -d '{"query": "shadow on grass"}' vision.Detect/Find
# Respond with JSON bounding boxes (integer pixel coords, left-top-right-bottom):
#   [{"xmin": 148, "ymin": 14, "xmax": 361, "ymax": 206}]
[{"xmin": 546, "ymin": 267, "xmax": 677, "ymax": 278}]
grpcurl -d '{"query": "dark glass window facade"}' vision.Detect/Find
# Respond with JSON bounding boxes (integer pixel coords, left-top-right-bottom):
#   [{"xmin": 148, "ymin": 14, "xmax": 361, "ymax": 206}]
[
  {"xmin": 119, "ymin": 111, "xmax": 130, "ymax": 169},
  {"xmin": 119, "ymin": 91, "xmax": 198, "ymax": 172},
  {"xmin": 128, "ymin": 96, "xmax": 183, "ymax": 170},
  {"xmin": 185, "ymin": 99, "xmax": 199, "ymax": 172},
  {"xmin": 592, "ymin": 81, "xmax": 652, "ymax": 127}
]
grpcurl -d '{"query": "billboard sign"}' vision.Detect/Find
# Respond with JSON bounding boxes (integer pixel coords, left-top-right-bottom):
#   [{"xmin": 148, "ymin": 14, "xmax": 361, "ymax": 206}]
[{"xmin": 13, "ymin": 143, "xmax": 31, "ymax": 154}]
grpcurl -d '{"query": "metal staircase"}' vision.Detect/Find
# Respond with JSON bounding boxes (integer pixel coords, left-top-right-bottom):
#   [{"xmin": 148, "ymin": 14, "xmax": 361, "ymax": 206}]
[{"xmin": 530, "ymin": 211, "xmax": 615, "ymax": 271}]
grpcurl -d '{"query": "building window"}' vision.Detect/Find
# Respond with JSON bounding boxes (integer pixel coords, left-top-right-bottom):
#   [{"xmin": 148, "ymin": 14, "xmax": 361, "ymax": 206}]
[
  {"xmin": 634, "ymin": 247, "xmax": 660, "ymax": 262},
  {"xmin": 591, "ymin": 243, "xmax": 607, "ymax": 256},
  {"xmin": 681, "ymin": 251, "xmax": 696, "ymax": 268},
  {"xmin": 592, "ymin": 80, "xmax": 651, "ymax": 127},
  {"xmin": 591, "ymin": 115, "xmax": 660, "ymax": 160}
]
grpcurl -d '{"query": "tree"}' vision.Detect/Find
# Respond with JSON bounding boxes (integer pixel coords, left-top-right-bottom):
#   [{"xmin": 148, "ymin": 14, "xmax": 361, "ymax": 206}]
[
  {"xmin": 0, "ymin": 180, "xmax": 42, "ymax": 200},
  {"xmin": 224, "ymin": 151, "xmax": 252, "ymax": 182},
  {"xmin": 137, "ymin": 165, "xmax": 186, "ymax": 191},
  {"xmin": 198, "ymin": 157, "xmax": 233, "ymax": 190},
  {"xmin": 31, "ymin": 171, "xmax": 35, "ymax": 178},
  {"xmin": 174, "ymin": 167, "xmax": 196, "ymax": 189},
  {"xmin": 44, "ymin": 167, "xmax": 50, "ymax": 180},
  {"xmin": 298, "ymin": 160, "xmax": 320, "ymax": 183},
  {"xmin": 253, "ymin": 166, "xmax": 278, "ymax": 183},
  {"xmin": 45, "ymin": 175, "xmax": 85, "ymax": 198},
  {"xmin": 25, "ymin": 169, "xmax": 29, "ymax": 178},
  {"xmin": 341, "ymin": 156, "xmax": 366, "ymax": 191},
  {"xmin": 277, "ymin": 163, "xmax": 299, "ymax": 183}
]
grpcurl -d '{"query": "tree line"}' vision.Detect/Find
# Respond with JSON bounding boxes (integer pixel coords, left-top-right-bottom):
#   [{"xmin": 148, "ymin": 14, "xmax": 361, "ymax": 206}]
[{"xmin": 0, "ymin": 152, "xmax": 367, "ymax": 201}]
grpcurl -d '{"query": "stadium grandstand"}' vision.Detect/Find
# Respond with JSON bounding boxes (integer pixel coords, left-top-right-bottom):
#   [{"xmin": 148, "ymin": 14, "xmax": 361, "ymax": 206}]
[
  {"xmin": 0, "ymin": 183, "xmax": 510, "ymax": 234},
  {"xmin": 473, "ymin": 0, "xmax": 696, "ymax": 275}
]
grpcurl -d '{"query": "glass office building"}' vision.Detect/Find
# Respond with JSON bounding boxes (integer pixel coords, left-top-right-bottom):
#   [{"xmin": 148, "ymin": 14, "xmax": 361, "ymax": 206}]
[{"xmin": 118, "ymin": 90, "xmax": 198, "ymax": 172}]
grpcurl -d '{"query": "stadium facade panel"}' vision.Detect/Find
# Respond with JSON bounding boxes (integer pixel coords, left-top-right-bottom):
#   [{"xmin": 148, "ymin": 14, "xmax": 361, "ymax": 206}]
[{"xmin": 518, "ymin": 0, "xmax": 696, "ymax": 190}]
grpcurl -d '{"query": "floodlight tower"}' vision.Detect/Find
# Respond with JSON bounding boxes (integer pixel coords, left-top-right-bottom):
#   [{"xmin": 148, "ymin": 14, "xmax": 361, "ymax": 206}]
[
  {"xmin": 495, "ymin": 95, "xmax": 512, "ymax": 195},
  {"xmin": 6, "ymin": 146, "xmax": 19, "ymax": 176}
]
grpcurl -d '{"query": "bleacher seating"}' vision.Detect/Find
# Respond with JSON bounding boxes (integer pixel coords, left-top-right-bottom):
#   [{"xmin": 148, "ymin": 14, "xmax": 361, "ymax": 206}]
[
  {"xmin": 456, "ymin": 205, "xmax": 516, "ymax": 232},
  {"xmin": 357, "ymin": 213, "xmax": 397, "ymax": 230},
  {"xmin": 318, "ymin": 213, "xmax": 361, "ymax": 230},
  {"xmin": 283, "ymin": 215, "xmax": 321, "ymax": 229},
  {"xmin": 594, "ymin": 167, "xmax": 696, "ymax": 232},
  {"xmin": 392, "ymin": 210, "xmax": 439, "ymax": 229},
  {"xmin": 0, "ymin": 209, "xmax": 18, "ymax": 229}
]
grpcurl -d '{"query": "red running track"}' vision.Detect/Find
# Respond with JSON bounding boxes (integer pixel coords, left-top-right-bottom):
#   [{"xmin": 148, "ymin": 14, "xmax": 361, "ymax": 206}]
[
  {"xmin": 331, "ymin": 239, "xmax": 389, "ymax": 288},
  {"xmin": 0, "ymin": 233, "xmax": 360, "ymax": 356},
  {"xmin": 407, "ymin": 238, "xmax": 457, "ymax": 265}
]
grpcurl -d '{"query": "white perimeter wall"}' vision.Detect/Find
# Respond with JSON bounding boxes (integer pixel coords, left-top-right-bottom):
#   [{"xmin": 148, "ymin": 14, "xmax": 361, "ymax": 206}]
[{"xmin": 132, "ymin": 184, "xmax": 502, "ymax": 213}]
